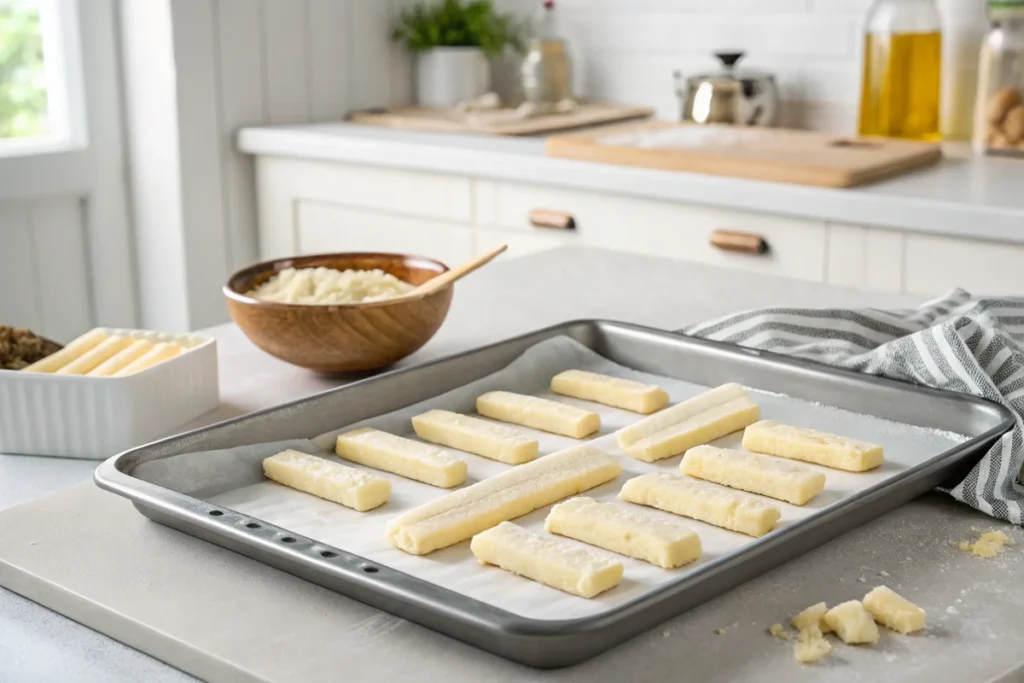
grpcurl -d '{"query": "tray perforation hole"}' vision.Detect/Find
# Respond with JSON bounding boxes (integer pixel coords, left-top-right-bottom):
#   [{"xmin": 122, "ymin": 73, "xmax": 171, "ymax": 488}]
[
  {"xmin": 245, "ymin": 522, "xmax": 261, "ymax": 529},
  {"xmin": 281, "ymin": 536, "xmax": 297, "ymax": 544},
  {"xmin": 320, "ymin": 551, "xmax": 338, "ymax": 558},
  {"xmin": 362, "ymin": 565, "xmax": 379, "ymax": 574},
  {"xmin": 208, "ymin": 510, "xmax": 224, "ymax": 517}
]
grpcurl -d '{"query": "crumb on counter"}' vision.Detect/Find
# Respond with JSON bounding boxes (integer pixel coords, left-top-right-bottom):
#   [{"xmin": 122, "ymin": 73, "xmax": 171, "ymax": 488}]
[{"xmin": 957, "ymin": 530, "xmax": 1011, "ymax": 558}]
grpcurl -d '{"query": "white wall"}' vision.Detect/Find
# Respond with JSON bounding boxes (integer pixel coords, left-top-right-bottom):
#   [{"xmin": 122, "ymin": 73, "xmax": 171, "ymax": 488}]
[
  {"xmin": 493, "ymin": 0, "xmax": 986, "ymax": 134},
  {"xmin": 120, "ymin": 0, "xmax": 408, "ymax": 332}
]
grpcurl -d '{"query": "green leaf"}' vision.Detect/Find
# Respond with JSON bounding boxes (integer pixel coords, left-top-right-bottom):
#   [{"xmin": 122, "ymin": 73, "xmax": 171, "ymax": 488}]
[{"xmin": 390, "ymin": 0, "xmax": 523, "ymax": 57}]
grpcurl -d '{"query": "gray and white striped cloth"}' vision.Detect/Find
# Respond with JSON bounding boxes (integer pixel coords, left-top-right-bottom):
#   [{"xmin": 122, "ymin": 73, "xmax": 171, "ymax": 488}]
[{"xmin": 683, "ymin": 288, "xmax": 1024, "ymax": 524}]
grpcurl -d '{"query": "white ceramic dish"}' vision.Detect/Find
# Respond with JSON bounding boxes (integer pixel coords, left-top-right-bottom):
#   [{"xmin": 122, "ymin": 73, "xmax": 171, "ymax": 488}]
[{"xmin": 0, "ymin": 328, "xmax": 219, "ymax": 459}]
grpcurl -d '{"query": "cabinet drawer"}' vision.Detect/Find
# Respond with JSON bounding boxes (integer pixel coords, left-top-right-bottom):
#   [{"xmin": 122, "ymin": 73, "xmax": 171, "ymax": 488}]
[
  {"xmin": 905, "ymin": 234, "xmax": 1024, "ymax": 296},
  {"xmin": 486, "ymin": 182, "xmax": 827, "ymax": 281},
  {"xmin": 297, "ymin": 201, "xmax": 473, "ymax": 266},
  {"xmin": 260, "ymin": 157, "xmax": 472, "ymax": 223}
]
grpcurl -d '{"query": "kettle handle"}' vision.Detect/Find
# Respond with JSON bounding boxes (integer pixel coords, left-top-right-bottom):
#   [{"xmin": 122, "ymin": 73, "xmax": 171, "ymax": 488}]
[{"xmin": 714, "ymin": 51, "xmax": 745, "ymax": 68}]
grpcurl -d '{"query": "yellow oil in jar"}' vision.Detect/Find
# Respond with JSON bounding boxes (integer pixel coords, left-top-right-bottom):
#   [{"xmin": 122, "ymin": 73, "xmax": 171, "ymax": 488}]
[{"xmin": 858, "ymin": 31, "xmax": 942, "ymax": 141}]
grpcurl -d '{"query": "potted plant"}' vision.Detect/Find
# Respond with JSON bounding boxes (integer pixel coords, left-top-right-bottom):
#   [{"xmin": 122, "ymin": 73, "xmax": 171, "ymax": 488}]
[{"xmin": 392, "ymin": 0, "xmax": 523, "ymax": 108}]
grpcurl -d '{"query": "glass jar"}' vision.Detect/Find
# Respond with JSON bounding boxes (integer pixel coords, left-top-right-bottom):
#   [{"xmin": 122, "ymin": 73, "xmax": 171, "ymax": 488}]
[
  {"xmin": 858, "ymin": 0, "xmax": 944, "ymax": 141},
  {"xmin": 973, "ymin": 1, "xmax": 1024, "ymax": 156}
]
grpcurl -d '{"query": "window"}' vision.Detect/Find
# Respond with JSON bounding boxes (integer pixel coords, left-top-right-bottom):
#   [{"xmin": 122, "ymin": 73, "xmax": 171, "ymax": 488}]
[{"xmin": 0, "ymin": 0, "xmax": 85, "ymax": 155}]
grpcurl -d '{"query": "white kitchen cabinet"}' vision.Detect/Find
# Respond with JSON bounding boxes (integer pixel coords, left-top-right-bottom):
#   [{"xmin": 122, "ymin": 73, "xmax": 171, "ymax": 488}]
[
  {"xmin": 904, "ymin": 233, "xmax": 1024, "ymax": 296},
  {"xmin": 297, "ymin": 201, "xmax": 473, "ymax": 265},
  {"xmin": 482, "ymin": 181, "xmax": 828, "ymax": 282},
  {"xmin": 253, "ymin": 156, "xmax": 1024, "ymax": 298}
]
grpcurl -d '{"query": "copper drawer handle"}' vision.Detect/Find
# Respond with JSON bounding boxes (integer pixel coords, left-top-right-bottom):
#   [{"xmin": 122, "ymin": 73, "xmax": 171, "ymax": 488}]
[
  {"xmin": 710, "ymin": 230, "xmax": 769, "ymax": 255},
  {"xmin": 529, "ymin": 209, "xmax": 576, "ymax": 230}
]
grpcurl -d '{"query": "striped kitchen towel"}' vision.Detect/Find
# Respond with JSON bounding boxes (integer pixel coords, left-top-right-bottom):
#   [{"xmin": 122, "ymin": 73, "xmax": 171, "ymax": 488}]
[{"xmin": 683, "ymin": 288, "xmax": 1024, "ymax": 524}]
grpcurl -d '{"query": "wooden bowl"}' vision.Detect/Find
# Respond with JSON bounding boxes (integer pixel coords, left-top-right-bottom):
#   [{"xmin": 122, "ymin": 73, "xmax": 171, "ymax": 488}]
[{"xmin": 224, "ymin": 252, "xmax": 453, "ymax": 373}]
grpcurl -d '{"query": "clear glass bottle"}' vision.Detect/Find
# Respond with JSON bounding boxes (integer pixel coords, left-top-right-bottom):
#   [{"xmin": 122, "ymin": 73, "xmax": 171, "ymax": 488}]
[
  {"xmin": 973, "ymin": 1, "xmax": 1024, "ymax": 156},
  {"xmin": 858, "ymin": 0, "xmax": 944, "ymax": 140},
  {"xmin": 520, "ymin": 1, "xmax": 574, "ymax": 107}
]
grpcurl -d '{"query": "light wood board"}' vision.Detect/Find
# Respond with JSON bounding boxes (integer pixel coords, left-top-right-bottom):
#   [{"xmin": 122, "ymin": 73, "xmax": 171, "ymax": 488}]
[
  {"xmin": 348, "ymin": 102, "xmax": 654, "ymax": 136},
  {"xmin": 546, "ymin": 121, "xmax": 943, "ymax": 188}
]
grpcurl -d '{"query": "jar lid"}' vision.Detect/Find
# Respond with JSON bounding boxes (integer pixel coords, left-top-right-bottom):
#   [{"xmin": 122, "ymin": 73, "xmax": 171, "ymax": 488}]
[{"xmin": 685, "ymin": 51, "xmax": 775, "ymax": 87}]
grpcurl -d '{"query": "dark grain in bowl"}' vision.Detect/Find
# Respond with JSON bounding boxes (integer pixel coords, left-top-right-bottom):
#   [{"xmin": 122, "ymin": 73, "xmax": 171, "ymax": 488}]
[{"xmin": 224, "ymin": 252, "xmax": 453, "ymax": 373}]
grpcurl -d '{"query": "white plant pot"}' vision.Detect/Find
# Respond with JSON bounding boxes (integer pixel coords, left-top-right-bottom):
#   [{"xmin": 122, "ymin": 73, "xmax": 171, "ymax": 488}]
[{"xmin": 416, "ymin": 47, "xmax": 490, "ymax": 108}]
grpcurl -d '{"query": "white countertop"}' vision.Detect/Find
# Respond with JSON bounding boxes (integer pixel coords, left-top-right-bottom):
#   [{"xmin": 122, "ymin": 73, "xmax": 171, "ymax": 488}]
[
  {"xmin": 238, "ymin": 123, "xmax": 1024, "ymax": 244},
  {"xmin": 2, "ymin": 248, "xmax": 1023, "ymax": 683}
]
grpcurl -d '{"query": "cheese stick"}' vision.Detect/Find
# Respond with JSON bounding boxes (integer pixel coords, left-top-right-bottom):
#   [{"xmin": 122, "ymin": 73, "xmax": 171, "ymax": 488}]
[
  {"xmin": 386, "ymin": 444, "xmax": 622, "ymax": 555},
  {"xmin": 87, "ymin": 339, "xmax": 155, "ymax": 377},
  {"xmin": 742, "ymin": 420, "xmax": 884, "ymax": 472},
  {"xmin": 616, "ymin": 383, "xmax": 760, "ymax": 462},
  {"xmin": 411, "ymin": 409, "xmax": 539, "ymax": 464},
  {"xmin": 55, "ymin": 336, "xmax": 135, "ymax": 375},
  {"xmin": 112, "ymin": 342, "xmax": 181, "ymax": 376},
  {"xmin": 263, "ymin": 449, "xmax": 391, "ymax": 511},
  {"xmin": 476, "ymin": 391, "xmax": 600, "ymax": 438},
  {"xmin": 21, "ymin": 328, "xmax": 108, "ymax": 373},
  {"xmin": 471, "ymin": 522, "xmax": 623, "ymax": 598},
  {"xmin": 545, "ymin": 496, "xmax": 702, "ymax": 568},
  {"xmin": 550, "ymin": 369, "xmax": 669, "ymax": 414},
  {"xmin": 680, "ymin": 445, "xmax": 825, "ymax": 505},
  {"xmin": 335, "ymin": 427, "xmax": 466, "ymax": 488},
  {"xmin": 619, "ymin": 472, "xmax": 781, "ymax": 537},
  {"xmin": 863, "ymin": 586, "xmax": 925, "ymax": 634}
]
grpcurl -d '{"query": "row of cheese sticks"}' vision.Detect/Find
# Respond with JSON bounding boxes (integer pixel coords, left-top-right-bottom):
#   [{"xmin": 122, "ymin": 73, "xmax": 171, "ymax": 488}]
[{"xmin": 21, "ymin": 328, "xmax": 184, "ymax": 376}]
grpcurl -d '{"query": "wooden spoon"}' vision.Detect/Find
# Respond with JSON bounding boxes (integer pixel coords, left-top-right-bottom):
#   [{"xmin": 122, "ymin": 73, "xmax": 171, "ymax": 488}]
[{"xmin": 405, "ymin": 244, "xmax": 508, "ymax": 299}]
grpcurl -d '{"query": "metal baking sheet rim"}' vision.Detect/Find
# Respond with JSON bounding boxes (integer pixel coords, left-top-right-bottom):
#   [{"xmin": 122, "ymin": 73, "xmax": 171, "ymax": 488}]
[{"xmin": 93, "ymin": 320, "xmax": 1015, "ymax": 669}]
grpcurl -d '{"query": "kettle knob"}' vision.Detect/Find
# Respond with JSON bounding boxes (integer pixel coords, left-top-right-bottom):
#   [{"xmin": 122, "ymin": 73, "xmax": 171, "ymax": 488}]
[{"xmin": 714, "ymin": 51, "xmax": 745, "ymax": 68}]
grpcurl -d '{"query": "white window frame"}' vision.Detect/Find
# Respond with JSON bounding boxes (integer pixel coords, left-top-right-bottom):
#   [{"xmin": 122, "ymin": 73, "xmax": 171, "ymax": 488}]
[{"xmin": 0, "ymin": 0, "xmax": 88, "ymax": 158}]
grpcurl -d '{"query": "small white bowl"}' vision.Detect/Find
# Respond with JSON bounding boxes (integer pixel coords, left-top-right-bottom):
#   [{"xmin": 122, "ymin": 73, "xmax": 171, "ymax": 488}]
[{"xmin": 0, "ymin": 328, "xmax": 219, "ymax": 459}]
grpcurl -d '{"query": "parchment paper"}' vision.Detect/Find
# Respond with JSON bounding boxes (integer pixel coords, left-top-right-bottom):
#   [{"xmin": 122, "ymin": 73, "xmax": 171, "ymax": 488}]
[{"xmin": 206, "ymin": 336, "xmax": 966, "ymax": 621}]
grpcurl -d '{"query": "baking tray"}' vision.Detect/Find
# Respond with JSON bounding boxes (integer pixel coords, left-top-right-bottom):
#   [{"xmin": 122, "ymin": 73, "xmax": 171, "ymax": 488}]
[{"xmin": 94, "ymin": 320, "xmax": 1014, "ymax": 668}]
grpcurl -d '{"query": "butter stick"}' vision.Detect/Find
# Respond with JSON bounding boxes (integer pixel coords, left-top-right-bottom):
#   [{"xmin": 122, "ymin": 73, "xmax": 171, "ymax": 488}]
[
  {"xmin": 56, "ymin": 336, "xmax": 135, "ymax": 375},
  {"xmin": 21, "ymin": 328, "xmax": 109, "ymax": 373},
  {"xmin": 112, "ymin": 342, "xmax": 181, "ymax": 376},
  {"xmin": 88, "ymin": 339, "xmax": 156, "ymax": 377},
  {"xmin": 680, "ymin": 445, "xmax": 825, "ymax": 505},
  {"xmin": 742, "ymin": 420, "xmax": 884, "ymax": 472}
]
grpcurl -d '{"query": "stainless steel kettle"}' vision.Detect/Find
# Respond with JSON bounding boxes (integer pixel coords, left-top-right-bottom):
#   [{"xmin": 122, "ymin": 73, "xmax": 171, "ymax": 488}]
[{"xmin": 675, "ymin": 52, "xmax": 781, "ymax": 126}]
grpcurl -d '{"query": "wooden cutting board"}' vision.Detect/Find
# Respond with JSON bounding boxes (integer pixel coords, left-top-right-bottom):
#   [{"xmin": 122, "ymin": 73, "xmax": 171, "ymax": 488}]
[
  {"xmin": 546, "ymin": 121, "xmax": 943, "ymax": 188},
  {"xmin": 348, "ymin": 101, "xmax": 653, "ymax": 136}
]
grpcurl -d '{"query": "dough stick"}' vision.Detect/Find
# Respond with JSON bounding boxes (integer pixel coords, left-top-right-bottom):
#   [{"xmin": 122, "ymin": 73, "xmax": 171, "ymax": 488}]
[
  {"xmin": 545, "ymin": 496, "xmax": 701, "ymax": 568},
  {"xmin": 386, "ymin": 444, "xmax": 622, "ymax": 555},
  {"xmin": 742, "ymin": 420, "xmax": 884, "ymax": 472},
  {"xmin": 550, "ymin": 369, "xmax": 669, "ymax": 414},
  {"xmin": 471, "ymin": 522, "xmax": 623, "ymax": 598},
  {"xmin": 476, "ymin": 391, "xmax": 600, "ymax": 438},
  {"xmin": 263, "ymin": 449, "xmax": 391, "ymax": 512}
]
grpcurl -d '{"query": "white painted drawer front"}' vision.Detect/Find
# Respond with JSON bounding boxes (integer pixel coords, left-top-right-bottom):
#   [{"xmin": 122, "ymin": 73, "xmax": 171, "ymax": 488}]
[
  {"xmin": 904, "ymin": 234, "xmax": 1024, "ymax": 296},
  {"xmin": 487, "ymin": 182, "xmax": 827, "ymax": 281},
  {"xmin": 260, "ymin": 157, "xmax": 472, "ymax": 222},
  {"xmin": 297, "ymin": 201, "xmax": 473, "ymax": 266}
]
